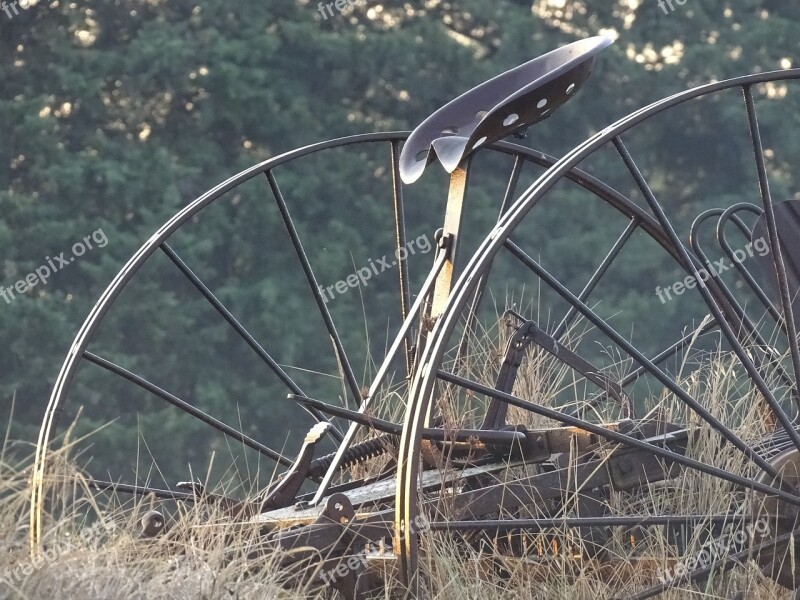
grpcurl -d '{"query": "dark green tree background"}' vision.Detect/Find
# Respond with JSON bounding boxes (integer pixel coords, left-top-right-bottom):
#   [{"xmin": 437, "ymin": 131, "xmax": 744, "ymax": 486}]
[{"xmin": 1, "ymin": 0, "xmax": 799, "ymax": 483}]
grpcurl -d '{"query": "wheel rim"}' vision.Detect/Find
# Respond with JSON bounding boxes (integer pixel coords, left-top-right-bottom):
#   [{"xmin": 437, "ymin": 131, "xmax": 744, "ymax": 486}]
[{"xmin": 396, "ymin": 69, "xmax": 800, "ymax": 597}]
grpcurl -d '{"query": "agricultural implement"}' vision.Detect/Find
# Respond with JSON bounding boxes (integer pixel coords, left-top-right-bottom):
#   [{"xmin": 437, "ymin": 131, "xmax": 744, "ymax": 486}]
[{"xmin": 30, "ymin": 36, "xmax": 800, "ymax": 598}]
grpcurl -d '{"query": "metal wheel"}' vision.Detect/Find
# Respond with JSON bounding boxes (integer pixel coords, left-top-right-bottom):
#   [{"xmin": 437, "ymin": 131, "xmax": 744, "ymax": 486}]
[
  {"xmin": 395, "ymin": 68, "xmax": 800, "ymax": 599},
  {"xmin": 29, "ymin": 129, "xmax": 616, "ymax": 554}
]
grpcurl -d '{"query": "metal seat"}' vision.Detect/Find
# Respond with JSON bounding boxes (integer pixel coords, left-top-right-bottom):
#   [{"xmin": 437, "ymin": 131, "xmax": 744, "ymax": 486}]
[{"xmin": 399, "ymin": 36, "xmax": 613, "ymax": 184}]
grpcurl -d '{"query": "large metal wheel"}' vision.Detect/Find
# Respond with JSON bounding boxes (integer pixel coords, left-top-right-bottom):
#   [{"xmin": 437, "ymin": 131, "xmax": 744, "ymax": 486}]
[
  {"xmin": 396, "ymin": 68, "xmax": 800, "ymax": 599},
  {"xmin": 30, "ymin": 130, "xmax": 620, "ymax": 553}
]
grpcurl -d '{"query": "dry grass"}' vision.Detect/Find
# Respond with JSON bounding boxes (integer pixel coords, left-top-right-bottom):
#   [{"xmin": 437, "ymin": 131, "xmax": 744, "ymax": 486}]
[{"xmin": 1, "ymin": 317, "xmax": 798, "ymax": 599}]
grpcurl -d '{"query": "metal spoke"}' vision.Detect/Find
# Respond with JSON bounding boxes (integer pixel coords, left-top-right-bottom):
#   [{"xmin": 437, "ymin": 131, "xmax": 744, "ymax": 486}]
[
  {"xmin": 613, "ymin": 134, "xmax": 800, "ymax": 460},
  {"xmin": 265, "ymin": 170, "xmax": 361, "ymax": 409},
  {"xmin": 390, "ymin": 140, "xmax": 413, "ymax": 375},
  {"xmin": 160, "ymin": 242, "xmax": 342, "ymax": 441},
  {"xmin": 459, "ymin": 155, "xmax": 525, "ymax": 375},
  {"xmin": 743, "ymin": 84, "xmax": 800, "ymax": 392},
  {"xmin": 427, "ymin": 515, "xmax": 748, "ymax": 532},
  {"xmin": 84, "ymin": 351, "xmax": 294, "ymax": 469},
  {"xmin": 618, "ymin": 318, "xmax": 719, "ymax": 387},
  {"xmin": 436, "ymin": 370, "xmax": 800, "ymax": 505},
  {"xmin": 504, "ymin": 238, "xmax": 780, "ymax": 478},
  {"xmin": 554, "ymin": 217, "xmax": 639, "ymax": 340}
]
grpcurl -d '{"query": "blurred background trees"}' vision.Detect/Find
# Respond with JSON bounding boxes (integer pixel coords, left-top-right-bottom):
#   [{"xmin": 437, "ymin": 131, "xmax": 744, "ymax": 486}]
[{"xmin": 1, "ymin": 0, "xmax": 799, "ymax": 484}]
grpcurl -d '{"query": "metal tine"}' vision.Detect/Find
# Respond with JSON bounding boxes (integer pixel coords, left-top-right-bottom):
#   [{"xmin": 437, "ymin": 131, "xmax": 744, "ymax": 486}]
[
  {"xmin": 689, "ymin": 208, "xmax": 797, "ymax": 395},
  {"xmin": 716, "ymin": 203, "xmax": 782, "ymax": 323},
  {"xmin": 613, "ymin": 134, "xmax": 800, "ymax": 466}
]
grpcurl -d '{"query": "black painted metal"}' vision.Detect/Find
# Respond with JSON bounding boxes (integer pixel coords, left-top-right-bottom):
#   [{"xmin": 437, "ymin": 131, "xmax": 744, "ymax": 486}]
[
  {"xmin": 86, "ymin": 479, "xmax": 195, "ymax": 501},
  {"xmin": 427, "ymin": 515, "xmax": 748, "ymax": 532},
  {"xmin": 504, "ymin": 238, "xmax": 778, "ymax": 478},
  {"xmin": 265, "ymin": 171, "xmax": 362, "ymax": 410},
  {"xmin": 436, "ymin": 370, "xmax": 800, "ymax": 505},
  {"xmin": 394, "ymin": 68, "xmax": 800, "ymax": 590},
  {"xmin": 613, "ymin": 135, "xmax": 800, "ymax": 458},
  {"xmin": 160, "ymin": 242, "xmax": 342, "ymax": 438},
  {"xmin": 84, "ymin": 352, "xmax": 294, "ymax": 468},
  {"xmin": 689, "ymin": 208, "xmax": 796, "ymax": 394},
  {"xmin": 553, "ymin": 217, "xmax": 639, "ymax": 341},
  {"xmin": 744, "ymin": 86, "xmax": 800, "ymax": 398}
]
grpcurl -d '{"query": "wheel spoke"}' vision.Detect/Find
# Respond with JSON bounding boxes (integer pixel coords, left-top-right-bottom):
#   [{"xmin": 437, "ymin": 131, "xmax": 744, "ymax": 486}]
[
  {"xmin": 613, "ymin": 134, "xmax": 800, "ymax": 460},
  {"xmin": 504, "ymin": 238, "xmax": 780, "ymax": 478},
  {"xmin": 159, "ymin": 242, "xmax": 342, "ymax": 441},
  {"xmin": 743, "ymin": 84, "xmax": 800, "ymax": 393},
  {"xmin": 436, "ymin": 369, "xmax": 800, "ymax": 505},
  {"xmin": 84, "ymin": 352, "xmax": 294, "ymax": 468},
  {"xmin": 618, "ymin": 318, "xmax": 718, "ymax": 387},
  {"xmin": 553, "ymin": 217, "xmax": 639, "ymax": 340},
  {"xmin": 265, "ymin": 170, "xmax": 361, "ymax": 409}
]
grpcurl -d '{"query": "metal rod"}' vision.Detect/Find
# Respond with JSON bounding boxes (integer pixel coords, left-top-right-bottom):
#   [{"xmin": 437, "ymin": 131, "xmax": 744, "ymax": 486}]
[
  {"xmin": 437, "ymin": 369, "xmax": 800, "ymax": 505},
  {"xmin": 618, "ymin": 319, "xmax": 719, "ymax": 387},
  {"xmin": 427, "ymin": 514, "xmax": 748, "ymax": 532},
  {"xmin": 743, "ymin": 84, "xmax": 800, "ymax": 394},
  {"xmin": 626, "ymin": 527, "xmax": 800, "ymax": 600},
  {"xmin": 459, "ymin": 155, "xmax": 525, "ymax": 363},
  {"xmin": 86, "ymin": 479, "xmax": 195, "ymax": 501},
  {"xmin": 311, "ymin": 250, "xmax": 448, "ymax": 505},
  {"xmin": 613, "ymin": 134, "xmax": 800, "ymax": 461},
  {"xmin": 554, "ymin": 217, "xmax": 639, "ymax": 340},
  {"xmin": 84, "ymin": 351, "xmax": 294, "ymax": 468},
  {"xmin": 689, "ymin": 208, "xmax": 796, "ymax": 392},
  {"xmin": 159, "ymin": 243, "xmax": 342, "ymax": 441},
  {"xmin": 716, "ymin": 203, "xmax": 781, "ymax": 323},
  {"xmin": 291, "ymin": 393, "xmax": 525, "ymax": 444},
  {"xmin": 265, "ymin": 170, "xmax": 361, "ymax": 409},
  {"xmin": 504, "ymin": 238, "xmax": 779, "ymax": 478},
  {"xmin": 390, "ymin": 140, "xmax": 413, "ymax": 376}
]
